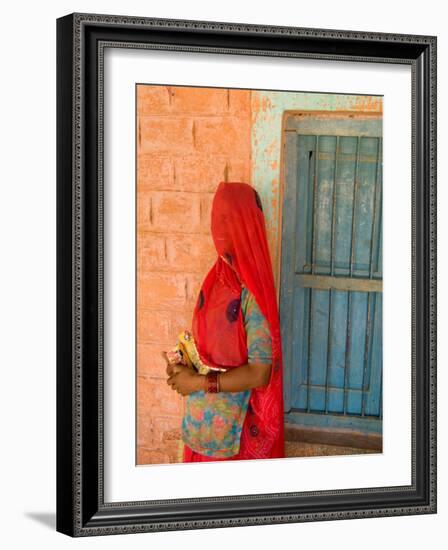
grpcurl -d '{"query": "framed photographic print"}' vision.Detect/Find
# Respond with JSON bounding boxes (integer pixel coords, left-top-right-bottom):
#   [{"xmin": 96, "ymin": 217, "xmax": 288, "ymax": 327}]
[{"xmin": 56, "ymin": 13, "xmax": 437, "ymax": 536}]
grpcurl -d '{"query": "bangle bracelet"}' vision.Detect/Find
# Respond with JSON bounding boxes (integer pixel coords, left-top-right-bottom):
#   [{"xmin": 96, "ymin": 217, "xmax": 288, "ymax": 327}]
[{"xmin": 205, "ymin": 372, "xmax": 219, "ymax": 393}]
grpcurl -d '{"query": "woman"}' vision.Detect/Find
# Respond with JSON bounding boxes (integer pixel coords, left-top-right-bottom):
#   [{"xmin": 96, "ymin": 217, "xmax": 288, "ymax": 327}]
[{"xmin": 165, "ymin": 181, "xmax": 284, "ymax": 461}]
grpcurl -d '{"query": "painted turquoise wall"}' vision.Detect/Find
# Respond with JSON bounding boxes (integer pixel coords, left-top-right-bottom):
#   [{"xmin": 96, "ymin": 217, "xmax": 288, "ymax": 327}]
[{"xmin": 250, "ymin": 91, "xmax": 383, "ymax": 286}]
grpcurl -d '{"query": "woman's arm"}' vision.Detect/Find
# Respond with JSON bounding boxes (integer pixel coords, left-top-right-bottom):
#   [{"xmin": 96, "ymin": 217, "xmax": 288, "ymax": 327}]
[
  {"xmin": 216, "ymin": 362, "xmax": 271, "ymax": 392},
  {"xmin": 165, "ymin": 285, "xmax": 273, "ymax": 395},
  {"xmin": 166, "ymin": 362, "xmax": 271, "ymax": 396}
]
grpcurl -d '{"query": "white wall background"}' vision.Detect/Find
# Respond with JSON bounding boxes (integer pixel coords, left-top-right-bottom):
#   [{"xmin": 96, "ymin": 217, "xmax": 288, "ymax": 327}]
[{"xmin": 0, "ymin": 1, "xmax": 445, "ymax": 548}]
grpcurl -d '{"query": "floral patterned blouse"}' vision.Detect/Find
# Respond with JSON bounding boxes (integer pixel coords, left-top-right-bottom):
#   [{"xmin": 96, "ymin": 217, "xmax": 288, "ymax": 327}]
[{"xmin": 181, "ymin": 285, "xmax": 273, "ymax": 458}]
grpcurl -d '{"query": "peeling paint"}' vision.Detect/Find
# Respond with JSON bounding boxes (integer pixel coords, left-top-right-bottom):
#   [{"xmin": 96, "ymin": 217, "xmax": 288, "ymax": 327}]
[{"xmin": 250, "ymin": 90, "xmax": 383, "ymax": 283}]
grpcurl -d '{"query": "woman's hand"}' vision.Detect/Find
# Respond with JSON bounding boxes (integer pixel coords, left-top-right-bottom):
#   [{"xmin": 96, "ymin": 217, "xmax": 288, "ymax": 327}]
[
  {"xmin": 161, "ymin": 351, "xmax": 184, "ymax": 377},
  {"xmin": 167, "ymin": 365, "xmax": 203, "ymax": 396}
]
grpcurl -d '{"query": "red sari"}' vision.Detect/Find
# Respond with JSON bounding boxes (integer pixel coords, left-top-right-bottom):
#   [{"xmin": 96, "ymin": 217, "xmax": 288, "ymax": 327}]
[{"xmin": 183, "ymin": 181, "xmax": 285, "ymax": 462}]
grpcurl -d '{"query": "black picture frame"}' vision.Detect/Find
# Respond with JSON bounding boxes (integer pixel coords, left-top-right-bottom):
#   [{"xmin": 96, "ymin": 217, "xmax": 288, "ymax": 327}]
[{"xmin": 56, "ymin": 12, "xmax": 437, "ymax": 537}]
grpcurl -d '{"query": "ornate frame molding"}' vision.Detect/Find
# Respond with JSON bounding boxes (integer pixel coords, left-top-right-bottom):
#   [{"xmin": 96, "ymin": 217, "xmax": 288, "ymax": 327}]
[{"xmin": 56, "ymin": 12, "xmax": 437, "ymax": 537}]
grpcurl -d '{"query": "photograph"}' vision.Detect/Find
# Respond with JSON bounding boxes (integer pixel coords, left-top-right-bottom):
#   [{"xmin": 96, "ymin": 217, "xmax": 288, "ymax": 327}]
[
  {"xmin": 1, "ymin": 0, "xmax": 444, "ymax": 545},
  {"xmin": 135, "ymin": 84, "xmax": 383, "ymax": 465},
  {"xmin": 55, "ymin": 10, "xmax": 436, "ymax": 536}
]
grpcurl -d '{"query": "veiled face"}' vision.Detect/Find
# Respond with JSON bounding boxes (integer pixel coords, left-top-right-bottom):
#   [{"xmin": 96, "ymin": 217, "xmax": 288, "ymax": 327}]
[
  {"xmin": 211, "ymin": 193, "xmax": 233, "ymax": 257},
  {"xmin": 209, "ymin": 181, "xmax": 264, "ymax": 289}
]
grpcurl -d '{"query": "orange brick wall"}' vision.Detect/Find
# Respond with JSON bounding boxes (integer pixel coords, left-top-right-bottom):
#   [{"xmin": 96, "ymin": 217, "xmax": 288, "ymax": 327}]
[{"xmin": 136, "ymin": 85, "xmax": 252, "ymax": 464}]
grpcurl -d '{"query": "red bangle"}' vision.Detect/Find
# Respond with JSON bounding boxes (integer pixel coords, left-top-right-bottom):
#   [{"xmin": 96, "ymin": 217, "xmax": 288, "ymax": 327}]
[{"xmin": 205, "ymin": 372, "xmax": 219, "ymax": 393}]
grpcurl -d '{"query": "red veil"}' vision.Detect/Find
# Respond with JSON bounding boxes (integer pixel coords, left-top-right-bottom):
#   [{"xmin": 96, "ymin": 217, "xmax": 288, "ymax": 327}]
[{"xmin": 190, "ymin": 181, "xmax": 285, "ymax": 460}]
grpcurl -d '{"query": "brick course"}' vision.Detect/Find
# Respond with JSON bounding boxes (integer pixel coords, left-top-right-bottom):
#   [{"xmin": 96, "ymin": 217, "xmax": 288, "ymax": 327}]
[{"xmin": 136, "ymin": 85, "xmax": 252, "ymax": 464}]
